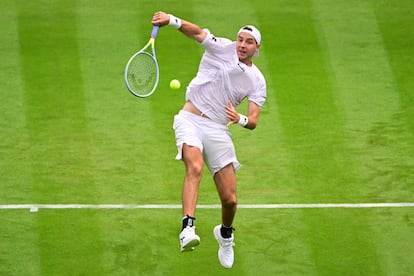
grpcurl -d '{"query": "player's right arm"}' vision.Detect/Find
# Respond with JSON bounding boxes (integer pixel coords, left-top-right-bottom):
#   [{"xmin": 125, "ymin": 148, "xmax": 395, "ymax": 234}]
[
  {"xmin": 151, "ymin": 11, "xmax": 207, "ymax": 43},
  {"xmin": 179, "ymin": 19, "xmax": 207, "ymax": 43}
]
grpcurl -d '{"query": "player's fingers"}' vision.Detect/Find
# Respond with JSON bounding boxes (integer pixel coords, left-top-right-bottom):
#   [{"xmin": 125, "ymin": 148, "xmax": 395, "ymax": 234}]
[
  {"xmin": 227, "ymin": 100, "xmax": 234, "ymax": 110},
  {"xmin": 226, "ymin": 121, "xmax": 234, "ymax": 128},
  {"xmin": 152, "ymin": 11, "xmax": 169, "ymax": 26}
]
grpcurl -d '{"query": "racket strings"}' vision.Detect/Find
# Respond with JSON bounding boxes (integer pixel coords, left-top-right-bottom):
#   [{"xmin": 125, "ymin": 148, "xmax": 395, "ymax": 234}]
[{"xmin": 126, "ymin": 53, "xmax": 157, "ymax": 96}]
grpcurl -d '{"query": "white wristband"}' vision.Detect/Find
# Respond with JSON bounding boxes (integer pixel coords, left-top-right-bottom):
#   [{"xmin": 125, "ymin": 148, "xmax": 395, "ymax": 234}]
[
  {"xmin": 168, "ymin": 14, "xmax": 182, "ymax": 29},
  {"xmin": 237, "ymin": 114, "xmax": 248, "ymax": 127}
]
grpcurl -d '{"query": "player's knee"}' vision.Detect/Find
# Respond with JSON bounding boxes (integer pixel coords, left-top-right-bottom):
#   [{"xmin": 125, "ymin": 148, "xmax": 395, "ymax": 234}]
[
  {"xmin": 222, "ymin": 194, "xmax": 237, "ymax": 208},
  {"xmin": 186, "ymin": 162, "xmax": 203, "ymax": 179}
]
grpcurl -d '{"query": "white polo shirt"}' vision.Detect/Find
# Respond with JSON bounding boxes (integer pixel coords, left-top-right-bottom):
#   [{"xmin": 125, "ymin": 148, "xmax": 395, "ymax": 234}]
[{"xmin": 186, "ymin": 29, "xmax": 267, "ymax": 125}]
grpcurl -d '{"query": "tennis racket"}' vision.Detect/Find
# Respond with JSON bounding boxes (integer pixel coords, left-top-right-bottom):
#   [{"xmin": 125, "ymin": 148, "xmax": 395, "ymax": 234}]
[{"xmin": 124, "ymin": 25, "xmax": 160, "ymax": 98}]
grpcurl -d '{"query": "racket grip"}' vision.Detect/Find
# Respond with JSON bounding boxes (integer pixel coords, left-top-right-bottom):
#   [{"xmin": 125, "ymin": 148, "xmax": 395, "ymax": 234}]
[{"xmin": 151, "ymin": 25, "xmax": 159, "ymax": 38}]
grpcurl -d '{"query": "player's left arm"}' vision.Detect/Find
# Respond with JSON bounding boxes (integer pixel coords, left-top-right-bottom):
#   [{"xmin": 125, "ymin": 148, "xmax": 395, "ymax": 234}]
[
  {"xmin": 225, "ymin": 101, "xmax": 261, "ymax": 130},
  {"xmin": 245, "ymin": 101, "xmax": 261, "ymax": 130}
]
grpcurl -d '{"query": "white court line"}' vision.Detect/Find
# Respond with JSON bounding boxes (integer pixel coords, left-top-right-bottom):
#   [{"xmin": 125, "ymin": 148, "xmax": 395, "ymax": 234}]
[{"xmin": 0, "ymin": 203, "xmax": 414, "ymax": 210}]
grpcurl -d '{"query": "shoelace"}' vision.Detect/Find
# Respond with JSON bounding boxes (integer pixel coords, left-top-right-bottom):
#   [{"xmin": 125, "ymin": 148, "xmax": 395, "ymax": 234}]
[{"xmin": 220, "ymin": 239, "xmax": 235, "ymax": 248}]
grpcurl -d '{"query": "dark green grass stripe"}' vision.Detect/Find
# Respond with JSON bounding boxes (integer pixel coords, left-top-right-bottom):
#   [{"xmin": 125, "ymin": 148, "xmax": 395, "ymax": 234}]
[
  {"xmin": 0, "ymin": 212, "xmax": 41, "ymax": 275},
  {"xmin": 374, "ymin": 0, "xmax": 414, "ymax": 194},
  {"xmin": 17, "ymin": 2, "xmax": 94, "ymax": 200},
  {"xmin": 0, "ymin": 2, "xmax": 33, "ymax": 202},
  {"xmin": 271, "ymin": 1, "xmax": 382, "ymax": 274},
  {"xmin": 374, "ymin": 0, "xmax": 414, "ymax": 118},
  {"xmin": 311, "ymin": 0, "xmax": 414, "ymax": 274},
  {"xmin": 313, "ymin": 0, "xmax": 413, "ymax": 202},
  {"xmin": 16, "ymin": 2, "xmax": 104, "ymax": 274},
  {"xmin": 372, "ymin": 1, "xmax": 414, "ymax": 273}
]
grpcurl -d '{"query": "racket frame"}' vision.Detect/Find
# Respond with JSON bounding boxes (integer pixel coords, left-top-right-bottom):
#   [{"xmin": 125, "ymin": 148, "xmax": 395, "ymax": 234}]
[{"xmin": 124, "ymin": 26, "xmax": 160, "ymax": 98}]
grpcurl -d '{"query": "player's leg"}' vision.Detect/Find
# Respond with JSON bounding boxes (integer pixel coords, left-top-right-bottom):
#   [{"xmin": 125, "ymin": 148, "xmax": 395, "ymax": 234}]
[
  {"xmin": 203, "ymin": 126, "xmax": 239, "ymax": 229},
  {"xmin": 173, "ymin": 110, "xmax": 205, "ymax": 251},
  {"xmin": 214, "ymin": 163, "xmax": 237, "ymax": 227},
  {"xmin": 179, "ymin": 143, "xmax": 204, "ymax": 252},
  {"xmin": 181, "ymin": 143, "xmax": 204, "ymax": 218},
  {"xmin": 213, "ymin": 163, "xmax": 236, "ymax": 268}
]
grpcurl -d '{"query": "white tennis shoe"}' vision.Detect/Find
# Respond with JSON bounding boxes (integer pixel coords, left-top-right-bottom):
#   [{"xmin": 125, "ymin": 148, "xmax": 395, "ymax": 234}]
[
  {"xmin": 213, "ymin": 225, "xmax": 235, "ymax": 268},
  {"xmin": 179, "ymin": 226, "xmax": 200, "ymax": 252}
]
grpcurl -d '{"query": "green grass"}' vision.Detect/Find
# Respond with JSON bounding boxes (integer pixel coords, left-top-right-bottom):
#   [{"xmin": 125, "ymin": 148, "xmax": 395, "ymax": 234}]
[{"xmin": 1, "ymin": 0, "xmax": 414, "ymax": 275}]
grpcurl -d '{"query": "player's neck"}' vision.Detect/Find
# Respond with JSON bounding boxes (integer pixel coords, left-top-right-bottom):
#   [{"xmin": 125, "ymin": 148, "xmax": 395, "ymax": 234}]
[{"xmin": 239, "ymin": 59, "xmax": 253, "ymax": 67}]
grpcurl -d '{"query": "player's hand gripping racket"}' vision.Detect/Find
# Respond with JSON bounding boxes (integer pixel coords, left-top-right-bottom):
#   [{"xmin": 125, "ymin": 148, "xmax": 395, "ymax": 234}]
[{"xmin": 124, "ymin": 25, "xmax": 159, "ymax": 98}]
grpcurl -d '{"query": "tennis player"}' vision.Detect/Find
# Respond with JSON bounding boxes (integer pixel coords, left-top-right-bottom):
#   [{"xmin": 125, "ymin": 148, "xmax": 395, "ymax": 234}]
[{"xmin": 152, "ymin": 11, "xmax": 266, "ymax": 269}]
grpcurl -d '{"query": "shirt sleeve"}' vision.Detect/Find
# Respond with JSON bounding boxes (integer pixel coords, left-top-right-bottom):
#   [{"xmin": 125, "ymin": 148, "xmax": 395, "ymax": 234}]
[
  {"xmin": 199, "ymin": 29, "xmax": 235, "ymax": 60},
  {"xmin": 248, "ymin": 69, "xmax": 267, "ymax": 108}
]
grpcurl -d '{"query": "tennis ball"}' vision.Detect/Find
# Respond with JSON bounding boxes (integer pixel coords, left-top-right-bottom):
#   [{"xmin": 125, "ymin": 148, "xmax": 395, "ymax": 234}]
[{"xmin": 170, "ymin": 79, "xmax": 181, "ymax": 90}]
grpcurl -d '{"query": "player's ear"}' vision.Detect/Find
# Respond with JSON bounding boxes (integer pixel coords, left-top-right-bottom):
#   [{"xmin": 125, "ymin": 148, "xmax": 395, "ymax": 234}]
[{"xmin": 254, "ymin": 44, "xmax": 261, "ymax": 57}]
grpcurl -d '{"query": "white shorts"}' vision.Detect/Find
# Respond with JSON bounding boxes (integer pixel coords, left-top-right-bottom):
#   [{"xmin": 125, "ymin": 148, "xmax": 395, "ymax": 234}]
[{"xmin": 173, "ymin": 110, "xmax": 241, "ymax": 175}]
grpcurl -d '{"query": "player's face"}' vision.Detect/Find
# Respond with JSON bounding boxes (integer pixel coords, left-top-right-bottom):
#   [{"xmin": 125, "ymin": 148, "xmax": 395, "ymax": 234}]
[{"xmin": 236, "ymin": 32, "xmax": 259, "ymax": 65}]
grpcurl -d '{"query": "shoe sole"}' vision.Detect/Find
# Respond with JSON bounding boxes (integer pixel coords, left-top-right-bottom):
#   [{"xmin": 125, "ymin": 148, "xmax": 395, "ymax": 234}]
[{"xmin": 181, "ymin": 238, "xmax": 200, "ymax": 252}]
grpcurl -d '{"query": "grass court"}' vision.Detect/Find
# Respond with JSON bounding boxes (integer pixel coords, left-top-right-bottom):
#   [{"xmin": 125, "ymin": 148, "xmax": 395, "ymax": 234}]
[{"xmin": 1, "ymin": 0, "xmax": 414, "ymax": 275}]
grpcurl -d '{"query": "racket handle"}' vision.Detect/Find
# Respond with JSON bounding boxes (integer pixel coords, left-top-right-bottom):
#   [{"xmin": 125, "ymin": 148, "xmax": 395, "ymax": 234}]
[{"xmin": 151, "ymin": 25, "xmax": 159, "ymax": 39}]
